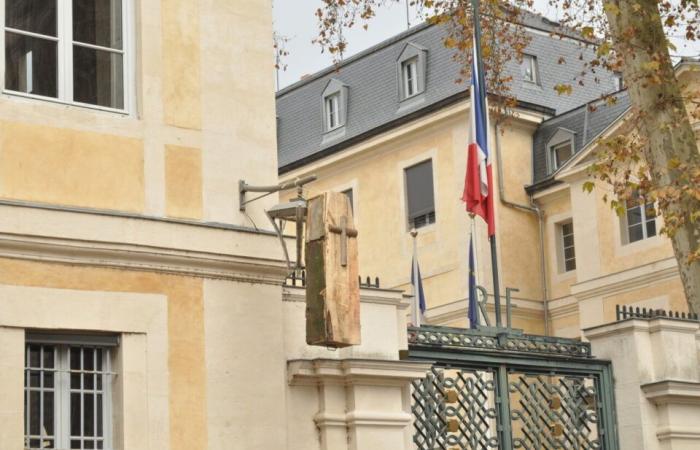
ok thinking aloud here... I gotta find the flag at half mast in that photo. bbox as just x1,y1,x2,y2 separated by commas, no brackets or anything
462,39,495,236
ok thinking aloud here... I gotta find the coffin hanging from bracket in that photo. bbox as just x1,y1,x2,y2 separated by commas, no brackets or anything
305,191,361,348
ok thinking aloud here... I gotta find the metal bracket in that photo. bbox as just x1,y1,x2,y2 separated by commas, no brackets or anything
239,175,317,212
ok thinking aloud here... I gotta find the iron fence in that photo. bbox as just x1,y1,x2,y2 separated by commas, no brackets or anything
285,271,381,289
615,304,698,322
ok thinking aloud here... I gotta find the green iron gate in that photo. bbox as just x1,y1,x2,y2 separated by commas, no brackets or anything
407,326,618,450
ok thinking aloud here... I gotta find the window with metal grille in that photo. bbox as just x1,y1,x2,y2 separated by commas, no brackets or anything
405,160,436,230
24,335,116,450
624,194,657,244
560,221,576,272
402,58,418,98
4,0,129,111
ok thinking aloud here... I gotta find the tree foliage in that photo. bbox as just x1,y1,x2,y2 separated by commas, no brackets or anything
312,0,700,308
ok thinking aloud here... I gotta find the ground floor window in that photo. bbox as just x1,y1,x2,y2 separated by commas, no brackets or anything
24,335,116,450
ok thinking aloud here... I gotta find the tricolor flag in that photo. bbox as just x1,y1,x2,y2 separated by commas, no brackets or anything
411,256,427,326
462,40,495,236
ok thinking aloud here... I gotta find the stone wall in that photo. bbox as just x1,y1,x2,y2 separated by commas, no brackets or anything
585,318,700,450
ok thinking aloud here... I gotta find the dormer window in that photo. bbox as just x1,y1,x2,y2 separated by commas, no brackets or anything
397,42,427,101
321,79,348,133
521,54,539,84
325,93,340,130
402,58,419,98
551,140,573,170
545,128,575,173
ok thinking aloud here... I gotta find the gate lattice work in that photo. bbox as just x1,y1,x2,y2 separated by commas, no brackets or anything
408,326,618,450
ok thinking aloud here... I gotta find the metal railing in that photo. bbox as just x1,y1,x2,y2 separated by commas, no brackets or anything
285,271,381,289
615,304,699,321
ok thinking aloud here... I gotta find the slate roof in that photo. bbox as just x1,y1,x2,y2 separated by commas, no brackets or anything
276,12,619,173
529,90,630,189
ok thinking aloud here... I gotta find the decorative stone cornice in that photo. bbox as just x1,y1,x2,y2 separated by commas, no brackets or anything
584,318,700,340
283,286,408,308
0,233,289,285
642,380,700,406
287,358,432,387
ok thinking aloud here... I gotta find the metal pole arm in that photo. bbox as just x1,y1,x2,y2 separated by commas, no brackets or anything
239,175,317,211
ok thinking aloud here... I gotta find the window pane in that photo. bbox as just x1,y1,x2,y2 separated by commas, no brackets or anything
28,345,40,368
405,160,435,223
626,206,642,226
565,259,577,272
84,349,94,372
44,371,54,388
73,46,124,109
85,373,94,390
96,394,103,436
564,247,575,260
70,393,81,436
5,0,57,36
71,440,81,449
563,234,574,248
71,373,81,390
646,218,657,237
70,348,81,370
96,349,103,371
628,223,644,243
4,32,58,97
29,391,40,435
554,143,573,167
43,347,54,369
73,0,123,49
85,440,95,449
43,391,54,435
29,370,40,387
84,395,94,436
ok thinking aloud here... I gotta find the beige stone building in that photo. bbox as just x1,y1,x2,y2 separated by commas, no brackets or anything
276,18,695,338
0,1,429,450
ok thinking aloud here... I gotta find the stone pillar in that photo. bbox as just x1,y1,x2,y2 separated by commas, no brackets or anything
585,318,700,450
288,359,431,450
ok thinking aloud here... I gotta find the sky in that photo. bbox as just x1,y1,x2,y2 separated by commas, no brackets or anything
272,0,700,90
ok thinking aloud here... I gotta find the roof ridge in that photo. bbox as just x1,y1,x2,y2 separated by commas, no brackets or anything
539,88,628,125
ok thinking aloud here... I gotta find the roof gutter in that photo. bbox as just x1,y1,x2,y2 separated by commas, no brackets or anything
493,121,550,335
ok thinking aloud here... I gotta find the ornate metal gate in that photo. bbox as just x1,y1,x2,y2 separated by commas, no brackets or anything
408,326,618,450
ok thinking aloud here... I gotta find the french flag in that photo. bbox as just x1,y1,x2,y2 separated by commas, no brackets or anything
462,40,495,236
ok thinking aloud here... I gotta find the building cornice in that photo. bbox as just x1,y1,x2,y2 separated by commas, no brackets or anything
571,257,679,301
283,286,409,309
0,232,289,285
287,358,432,387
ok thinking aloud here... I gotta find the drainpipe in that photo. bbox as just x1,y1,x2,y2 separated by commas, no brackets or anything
493,122,550,336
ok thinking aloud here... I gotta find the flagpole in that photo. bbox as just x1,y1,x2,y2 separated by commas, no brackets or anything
471,0,502,327
411,228,420,327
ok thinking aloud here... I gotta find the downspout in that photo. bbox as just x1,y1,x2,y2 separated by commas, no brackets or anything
493,121,550,336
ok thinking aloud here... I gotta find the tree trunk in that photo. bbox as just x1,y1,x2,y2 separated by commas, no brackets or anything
605,0,700,312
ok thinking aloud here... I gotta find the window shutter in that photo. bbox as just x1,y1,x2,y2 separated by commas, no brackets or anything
405,160,435,220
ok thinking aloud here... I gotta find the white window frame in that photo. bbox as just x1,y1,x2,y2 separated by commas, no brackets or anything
622,199,657,244
559,221,576,273
1,0,135,114
324,93,340,131
402,58,418,98
521,54,539,84
24,342,115,450
550,140,573,171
